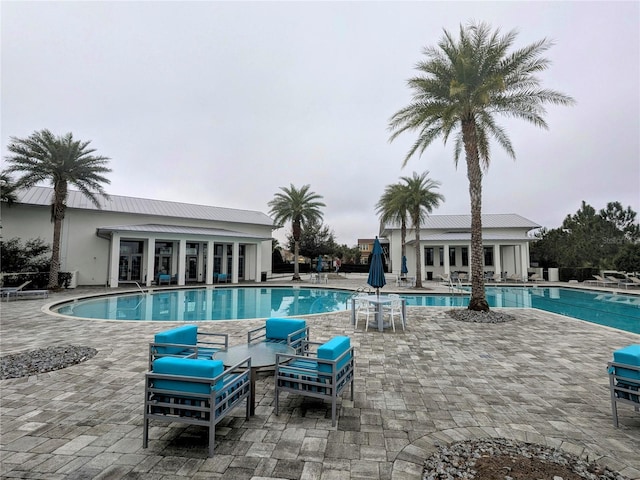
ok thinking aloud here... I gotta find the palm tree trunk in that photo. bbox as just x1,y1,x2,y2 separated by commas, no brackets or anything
462,120,489,311
292,240,301,281
48,183,67,289
414,221,423,288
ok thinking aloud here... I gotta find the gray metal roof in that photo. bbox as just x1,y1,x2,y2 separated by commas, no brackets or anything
383,213,540,231
14,186,275,227
96,224,271,240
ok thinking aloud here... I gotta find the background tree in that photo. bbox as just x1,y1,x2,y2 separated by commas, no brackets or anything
530,201,639,270
268,184,325,281
0,171,18,205
289,218,338,261
389,22,574,310
614,244,640,273
0,237,51,273
400,171,444,288
376,182,410,266
4,129,111,288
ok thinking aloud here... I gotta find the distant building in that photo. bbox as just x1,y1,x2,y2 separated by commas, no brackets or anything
1,186,274,287
380,213,540,281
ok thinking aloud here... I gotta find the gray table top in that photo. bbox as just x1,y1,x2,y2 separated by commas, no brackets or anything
213,342,295,368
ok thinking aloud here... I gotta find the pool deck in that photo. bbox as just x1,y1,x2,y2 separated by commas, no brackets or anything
1,275,639,479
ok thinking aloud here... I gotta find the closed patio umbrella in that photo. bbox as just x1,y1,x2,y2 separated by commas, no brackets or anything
367,237,386,296
401,255,408,277
316,256,323,273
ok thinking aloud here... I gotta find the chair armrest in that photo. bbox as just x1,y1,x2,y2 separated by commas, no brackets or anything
247,325,267,344
287,326,310,354
197,332,229,349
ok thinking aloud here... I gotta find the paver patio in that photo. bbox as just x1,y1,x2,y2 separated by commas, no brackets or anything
1,278,639,479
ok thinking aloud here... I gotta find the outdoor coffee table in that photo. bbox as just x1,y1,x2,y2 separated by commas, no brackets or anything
213,342,295,415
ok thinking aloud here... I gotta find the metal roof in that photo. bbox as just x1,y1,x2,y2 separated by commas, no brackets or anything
96,224,271,240
383,213,540,231
14,186,275,227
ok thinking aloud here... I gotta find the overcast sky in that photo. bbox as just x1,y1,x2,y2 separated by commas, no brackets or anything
2,1,638,246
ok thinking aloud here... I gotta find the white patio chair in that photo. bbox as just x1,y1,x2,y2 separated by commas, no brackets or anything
355,294,376,331
382,293,404,332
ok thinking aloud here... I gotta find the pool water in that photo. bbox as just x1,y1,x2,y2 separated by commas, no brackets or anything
53,286,640,333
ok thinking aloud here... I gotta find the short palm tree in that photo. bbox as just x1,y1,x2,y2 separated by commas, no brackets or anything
4,129,111,288
376,182,410,272
400,171,444,288
389,22,574,310
268,184,325,281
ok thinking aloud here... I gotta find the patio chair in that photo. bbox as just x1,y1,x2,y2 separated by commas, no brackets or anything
143,356,251,457
247,318,309,354
607,344,640,427
382,293,404,331
148,324,229,369
274,335,354,426
354,294,376,330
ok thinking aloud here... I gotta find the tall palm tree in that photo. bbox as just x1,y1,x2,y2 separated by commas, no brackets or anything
400,171,444,289
268,184,325,281
4,129,111,289
389,22,574,310
376,182,410,271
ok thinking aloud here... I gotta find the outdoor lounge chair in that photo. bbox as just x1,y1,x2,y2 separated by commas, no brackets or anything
528,273,544,282
247,318,309,355
143,356,251,457
1,280,32,301
274,335,354,426
148,325,229,369
607,344,640,427
593,275,618,287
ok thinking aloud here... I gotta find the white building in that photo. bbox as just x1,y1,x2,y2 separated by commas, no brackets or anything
1,186,274,288
380,213,541,281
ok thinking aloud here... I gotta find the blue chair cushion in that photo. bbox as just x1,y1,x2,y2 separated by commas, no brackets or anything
154,325,198,354
612,344,640,382
266,318,306,341
152,357,224,393
317,336,351,374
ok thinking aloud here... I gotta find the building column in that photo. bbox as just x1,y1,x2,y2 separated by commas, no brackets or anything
520,242,530,281
232,242,240,283
206,240,214,284
109,233,121,288
255,242,262,282
443,244,450,275
146,237,156,287
493,243,502,278
177,239,186,286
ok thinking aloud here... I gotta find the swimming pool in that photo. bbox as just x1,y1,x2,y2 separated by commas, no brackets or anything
52,286,640,333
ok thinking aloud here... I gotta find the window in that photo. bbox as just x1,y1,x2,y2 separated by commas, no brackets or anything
439,247,444,266
449,247,456,266
462,247,469,267
425,247,434,266
484,247,494,266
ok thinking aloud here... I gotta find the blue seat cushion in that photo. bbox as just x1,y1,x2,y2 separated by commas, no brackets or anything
153,357,224,393
317,336,351,374
266,318,306,341
613,344,640,382
154,325,198,354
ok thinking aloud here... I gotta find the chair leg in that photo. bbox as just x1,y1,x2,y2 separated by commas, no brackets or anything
209,424,215,457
